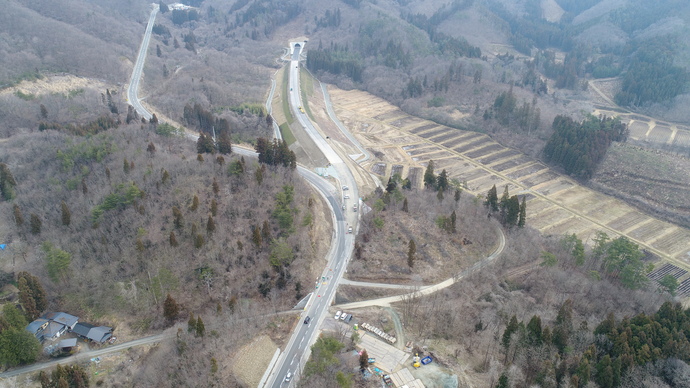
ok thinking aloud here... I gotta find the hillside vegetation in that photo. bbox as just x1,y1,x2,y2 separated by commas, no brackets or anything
0,124,328,333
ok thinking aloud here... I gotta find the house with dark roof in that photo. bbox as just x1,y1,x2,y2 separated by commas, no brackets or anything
26,318,50,341
41,312,79,331
26,312,79,342
43,321,68,340
58,338,78,350
72,322,113,343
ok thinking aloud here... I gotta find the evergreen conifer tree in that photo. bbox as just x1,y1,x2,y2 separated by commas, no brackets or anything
60,201,71,226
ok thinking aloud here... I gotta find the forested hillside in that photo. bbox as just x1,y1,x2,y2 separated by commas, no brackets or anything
543,115,627,179
0,123,328,331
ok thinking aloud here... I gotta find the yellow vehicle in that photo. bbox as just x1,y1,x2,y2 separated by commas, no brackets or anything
299,106,305,113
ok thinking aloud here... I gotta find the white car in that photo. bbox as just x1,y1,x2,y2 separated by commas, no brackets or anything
340,312,347,320
348,226,353,234
344,194,350,199
342,186,348,190
285,371,292,382
334,311,342,320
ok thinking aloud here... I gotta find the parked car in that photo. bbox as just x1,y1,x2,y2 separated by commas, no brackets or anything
304,316,311,324
344,194,350,199
334,311,342,320
342,185,348,190
345,314,353,323
285,371,292,382
348,226,353,234
340,312,347,320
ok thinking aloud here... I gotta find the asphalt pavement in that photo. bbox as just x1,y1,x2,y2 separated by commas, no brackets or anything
126,6,158,120
264,44,360,388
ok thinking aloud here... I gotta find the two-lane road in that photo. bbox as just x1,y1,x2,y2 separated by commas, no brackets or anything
126,6,158,120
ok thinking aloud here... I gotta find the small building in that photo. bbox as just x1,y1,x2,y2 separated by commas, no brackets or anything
73,323,113,343
58,338,78,351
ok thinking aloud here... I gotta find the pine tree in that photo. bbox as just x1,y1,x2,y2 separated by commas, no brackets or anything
407,239,416,268
18,275,43,320
253,226,263,249
502,315,519,349
60,201,71,226
386,177,397,193
197,153,204,163
206,216,216,234
163,294,179,324
526,315,543,346
187,313,196,332
359,349,369,369
496,374,508,388
454,188,462,202
423,160,436,189
169,231,178,247
210,199,218,216
172,206,183,229
212,178,219,195
147,142,156,155
217,132,232,155
255,165,264,185
450,210,457,233
402,197,409,213
191,195,199,211
262,220,271,240
506,195,520,226
486,185,498,211
499,185,510,212
156,44,162,57
0,163,17,201
174,37,180,49
518,196,526,227
135,238,145,252
13,204,24,227
81,178,88,195
162,170,170,184
18,272,47,314
196,316,205,337
197,133,215,154
123,158,130,174
194,234,205,248
105,167,111,180
436,169,449,192
437,189,444,202
30,213,42,235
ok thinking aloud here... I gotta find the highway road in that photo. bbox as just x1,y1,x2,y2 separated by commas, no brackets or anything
262,44,361,388
126,6,158,120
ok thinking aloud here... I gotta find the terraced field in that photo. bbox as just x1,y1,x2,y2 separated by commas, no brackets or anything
592,108,690,152
328,86,690,296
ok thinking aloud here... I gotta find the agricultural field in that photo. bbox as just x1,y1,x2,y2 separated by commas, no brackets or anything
323,85,690,297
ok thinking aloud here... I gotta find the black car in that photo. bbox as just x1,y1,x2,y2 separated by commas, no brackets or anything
304,316,311,324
